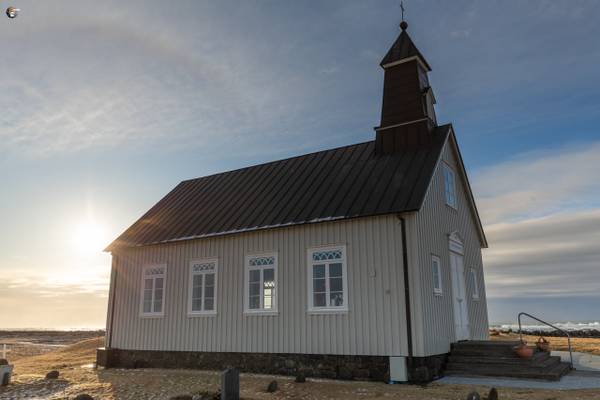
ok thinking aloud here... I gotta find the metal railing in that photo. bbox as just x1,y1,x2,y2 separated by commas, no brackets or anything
518,312,574,369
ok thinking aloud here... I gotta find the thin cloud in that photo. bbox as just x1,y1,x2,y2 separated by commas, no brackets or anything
0,6,323,158
475,142,600,300
474,142,600,225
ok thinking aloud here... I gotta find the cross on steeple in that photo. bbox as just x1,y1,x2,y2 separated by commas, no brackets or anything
399,1,408,30
400,1,405,21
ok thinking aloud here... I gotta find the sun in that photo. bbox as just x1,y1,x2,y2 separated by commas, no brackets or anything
70,219,108,256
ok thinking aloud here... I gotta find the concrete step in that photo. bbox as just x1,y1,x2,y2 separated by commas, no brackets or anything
450,343,543,358
452,340,522,348
447,352,554,366
445,362,571,381
444,341,572,381
447,355,562,371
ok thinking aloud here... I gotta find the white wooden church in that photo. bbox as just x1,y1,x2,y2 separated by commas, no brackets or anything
98,18,490,382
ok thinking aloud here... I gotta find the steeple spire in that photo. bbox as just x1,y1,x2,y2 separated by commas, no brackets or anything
375,13,437,154
379,21,431,70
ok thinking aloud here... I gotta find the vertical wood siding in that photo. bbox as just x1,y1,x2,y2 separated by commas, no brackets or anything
410,136,489,357
108,215,409,356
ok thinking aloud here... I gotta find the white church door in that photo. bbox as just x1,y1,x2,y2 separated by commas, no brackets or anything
450,252,470,341
449,232,470,341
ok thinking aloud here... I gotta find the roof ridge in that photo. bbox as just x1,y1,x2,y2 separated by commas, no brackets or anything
180,139,374,184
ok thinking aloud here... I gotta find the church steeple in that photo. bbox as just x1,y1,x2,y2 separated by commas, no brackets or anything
375,19,438,154
380,21,431,71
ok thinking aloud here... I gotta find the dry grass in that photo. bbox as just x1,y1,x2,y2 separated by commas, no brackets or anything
0,330,104,362
1,336,599,399
491,332,600,356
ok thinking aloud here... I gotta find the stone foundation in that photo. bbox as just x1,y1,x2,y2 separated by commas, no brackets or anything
407,354,448,382
97,348,390,382
97,348,447,383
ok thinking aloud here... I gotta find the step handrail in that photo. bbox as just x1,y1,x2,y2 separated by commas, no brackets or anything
518,312,573,369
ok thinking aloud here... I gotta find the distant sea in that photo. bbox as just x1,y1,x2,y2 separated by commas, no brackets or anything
490,321,600,332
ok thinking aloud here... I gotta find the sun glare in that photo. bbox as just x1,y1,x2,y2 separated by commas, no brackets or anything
71,220,108,256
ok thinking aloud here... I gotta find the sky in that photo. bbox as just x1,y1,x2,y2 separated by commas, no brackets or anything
0,0,599,329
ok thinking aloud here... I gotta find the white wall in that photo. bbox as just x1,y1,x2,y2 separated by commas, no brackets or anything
408,133,489,357
108,215,409,356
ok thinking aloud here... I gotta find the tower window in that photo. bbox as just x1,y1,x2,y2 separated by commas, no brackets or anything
444,164,457,208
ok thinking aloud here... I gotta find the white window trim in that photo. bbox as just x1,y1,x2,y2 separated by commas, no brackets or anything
432,255,443,296
244,252,279,315
188,258,218,317
443,163,457,209
139,263,167,318
307,244,349,314
470,268,480,300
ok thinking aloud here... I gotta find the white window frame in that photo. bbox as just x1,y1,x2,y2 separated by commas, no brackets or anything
443,163,457,208
244,252,278,315
432,255,443,295
470,268,480,300
140,264,167,318
307,245,349,314
188,258,218,316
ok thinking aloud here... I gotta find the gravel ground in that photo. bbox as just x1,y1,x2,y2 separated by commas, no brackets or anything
3,335,600,399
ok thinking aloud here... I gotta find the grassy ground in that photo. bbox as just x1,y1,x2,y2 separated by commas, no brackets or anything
2,336,600,399
491,332,600,356
0,330,104,361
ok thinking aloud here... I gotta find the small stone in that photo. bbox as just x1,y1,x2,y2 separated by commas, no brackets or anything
45,370,60,380
0,359,8,366
266,380,278,393
295,372,306,383
466,391,480,400
487,388,498,400
74,395,94,400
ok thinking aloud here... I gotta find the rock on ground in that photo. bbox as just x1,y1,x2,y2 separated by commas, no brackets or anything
45,370,60,379
266,380,278,393
466,391,480,400
74,395,94,400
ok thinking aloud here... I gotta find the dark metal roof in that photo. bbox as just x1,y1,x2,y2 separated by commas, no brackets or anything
107,125,451,250
380,30,431,71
